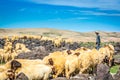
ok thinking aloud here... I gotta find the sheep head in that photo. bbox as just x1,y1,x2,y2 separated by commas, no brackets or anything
67,50,72,55
11,60,21,71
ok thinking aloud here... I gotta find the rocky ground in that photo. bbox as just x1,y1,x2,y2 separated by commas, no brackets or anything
0,37,120,80
13,39,120,80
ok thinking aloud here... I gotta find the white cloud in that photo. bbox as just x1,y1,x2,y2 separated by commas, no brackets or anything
64,10,120,16
72,17,89,20
16,0,120,16
23,0,120,11
79,11,120,16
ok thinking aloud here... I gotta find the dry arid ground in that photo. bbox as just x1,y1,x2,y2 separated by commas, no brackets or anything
0,28,120,80
0,28,120,42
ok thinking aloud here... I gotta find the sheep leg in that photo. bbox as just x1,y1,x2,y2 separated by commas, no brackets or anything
109,56,113,67
0,56,3,64
67,67,76,79
4,56,7,63
92,65,97,76
79,67,87,74
79,63,88,74
65,64,69,79
43,72,50,80
54,69,63,78
66,69,70,79
1,57,3,64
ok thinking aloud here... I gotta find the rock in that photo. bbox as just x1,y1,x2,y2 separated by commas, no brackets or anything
15,46,49,59
114,58,120,65
50,77,67,80
114,42,120,55
70,74,89,80
0,38,5,49
50,74,96,80
15,72,29,80
113,69,120,80
70,74,96,80
32,46,46,53
96,63,114,80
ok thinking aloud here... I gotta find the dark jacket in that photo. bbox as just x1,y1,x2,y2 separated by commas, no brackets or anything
96,35,101,45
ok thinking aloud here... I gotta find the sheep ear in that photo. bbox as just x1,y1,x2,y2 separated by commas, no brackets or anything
83,47,87,50
82,47,88,51
67,50,72,55
11,60,21,70
74,52,80,56
48,58,54,65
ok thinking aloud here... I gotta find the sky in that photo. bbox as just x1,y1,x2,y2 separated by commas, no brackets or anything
0,0,120,32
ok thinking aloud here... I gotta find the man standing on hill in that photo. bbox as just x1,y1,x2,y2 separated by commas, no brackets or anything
95,31,101,50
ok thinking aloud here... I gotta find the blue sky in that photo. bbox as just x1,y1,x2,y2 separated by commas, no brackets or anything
0,0,120,32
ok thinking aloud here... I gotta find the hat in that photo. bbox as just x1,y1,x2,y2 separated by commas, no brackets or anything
95,31,99,34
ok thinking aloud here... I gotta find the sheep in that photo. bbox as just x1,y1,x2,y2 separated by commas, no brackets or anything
11,35,19,41
65,52,80,79
88,49,101,74
3,36,9,42
41,36,49,41
78,49,100,75
79,49,110,74
9,50,18,61
3,52,10,63
0,69,14,80
75,47,91,54
99,44,114,66
43,55,66,78
49,50,74,57
0,59,52,80
15,43,26,50
4,42,12,53
43,49,77,78
31,35,42,40
0,70,9,80
0,59,44,72
65,39,73,44
15,43,31,53
0,49,4,63
52,37,64,48
63,49,75,56
54,39,61,47
45,50,73,63
15,63,52,80
49,51,63,57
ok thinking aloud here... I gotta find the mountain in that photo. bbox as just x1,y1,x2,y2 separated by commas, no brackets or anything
0,28,120,42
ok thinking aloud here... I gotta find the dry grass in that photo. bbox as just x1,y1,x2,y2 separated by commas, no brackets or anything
0,28,120,42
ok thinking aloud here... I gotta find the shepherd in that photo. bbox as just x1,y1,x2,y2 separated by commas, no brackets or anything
95,31,101,50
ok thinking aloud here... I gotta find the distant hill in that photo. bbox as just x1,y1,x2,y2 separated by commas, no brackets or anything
0,28,120,42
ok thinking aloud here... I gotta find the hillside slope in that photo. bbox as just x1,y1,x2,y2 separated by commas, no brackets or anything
0,28,120,42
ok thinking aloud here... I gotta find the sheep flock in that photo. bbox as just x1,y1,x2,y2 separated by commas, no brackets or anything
0,35,117,80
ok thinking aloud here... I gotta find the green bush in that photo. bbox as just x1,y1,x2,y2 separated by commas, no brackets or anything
78,42,116,49
110,65,120,73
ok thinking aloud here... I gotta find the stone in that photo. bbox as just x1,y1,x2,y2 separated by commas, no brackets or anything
14,72,29,80
96,63,114,80
113,69,120,80
114,58,120,65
